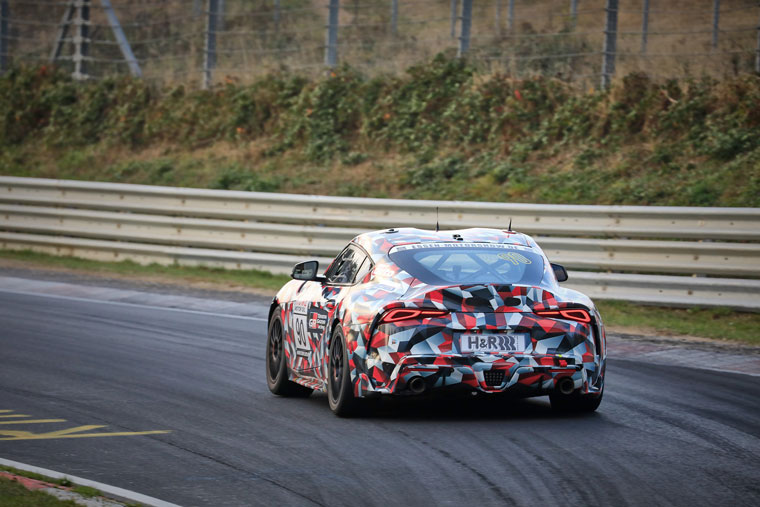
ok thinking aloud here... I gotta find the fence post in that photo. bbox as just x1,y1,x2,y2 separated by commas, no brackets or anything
325,0,339,68
274,0,281,35
508,0,515,31
458,0,472,57
496,0,502,35
73,0,90,80
756,6,760,73
100,0,142,77
51,2,76,62
0,1,8,74
203,0,218,89
600,0,618,89
450,0,458,38
391,0,398,36
570,0,578,27
217,0,225,31
712,0,720,49
641,0,649,53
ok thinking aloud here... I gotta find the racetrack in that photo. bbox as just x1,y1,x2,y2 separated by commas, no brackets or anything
1,282,759,506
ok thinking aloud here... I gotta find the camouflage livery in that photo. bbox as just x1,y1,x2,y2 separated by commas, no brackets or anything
268,227,606,411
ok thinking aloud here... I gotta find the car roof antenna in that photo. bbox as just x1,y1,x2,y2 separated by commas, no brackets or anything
508,218,513,232
435,207,440,232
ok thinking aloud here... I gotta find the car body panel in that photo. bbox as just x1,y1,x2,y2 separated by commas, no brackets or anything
271,228,606,401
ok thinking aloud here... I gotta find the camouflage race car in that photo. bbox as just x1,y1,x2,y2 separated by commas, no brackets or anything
266,227,606,416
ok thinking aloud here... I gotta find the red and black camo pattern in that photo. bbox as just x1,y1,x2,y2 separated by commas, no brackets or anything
272,228,606,399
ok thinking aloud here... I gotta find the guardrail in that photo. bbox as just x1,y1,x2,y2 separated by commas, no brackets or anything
1,177,758,310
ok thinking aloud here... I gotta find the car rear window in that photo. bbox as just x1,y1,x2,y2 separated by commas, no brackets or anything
389,242,545,286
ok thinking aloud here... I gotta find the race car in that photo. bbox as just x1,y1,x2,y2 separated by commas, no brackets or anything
266,227,605,416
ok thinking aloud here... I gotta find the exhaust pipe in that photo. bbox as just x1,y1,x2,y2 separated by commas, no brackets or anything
407,376,426,395
557,377,575,395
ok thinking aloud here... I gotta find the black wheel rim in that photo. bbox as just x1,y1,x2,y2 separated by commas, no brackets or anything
268,319,283,381
330,337,344,401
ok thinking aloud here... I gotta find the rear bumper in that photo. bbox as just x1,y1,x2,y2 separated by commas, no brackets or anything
357,353,603,397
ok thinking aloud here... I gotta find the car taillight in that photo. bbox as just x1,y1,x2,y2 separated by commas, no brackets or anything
381,308,449,323
534,309,591,323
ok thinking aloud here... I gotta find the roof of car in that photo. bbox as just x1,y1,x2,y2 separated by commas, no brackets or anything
354,227,538,258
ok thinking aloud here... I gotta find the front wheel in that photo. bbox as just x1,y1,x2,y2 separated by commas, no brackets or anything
266,311,312,397
327,327,360,417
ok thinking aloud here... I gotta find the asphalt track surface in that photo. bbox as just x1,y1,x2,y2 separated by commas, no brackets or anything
1,288,759,506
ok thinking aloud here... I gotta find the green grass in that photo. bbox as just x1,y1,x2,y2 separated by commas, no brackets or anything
0,466,72,489
0,477,79,507
2,248,758,345
70,486,100,498
596,300,760,346
0,465,98,507
0,249,290,292
1,62,758,207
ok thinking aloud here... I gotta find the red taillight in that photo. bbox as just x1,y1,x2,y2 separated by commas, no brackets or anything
381,308,449,323
535,309,591,323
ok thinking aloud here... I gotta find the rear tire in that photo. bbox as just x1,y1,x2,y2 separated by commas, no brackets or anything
550,383,603,413
266,311,312,397
327,327,360,417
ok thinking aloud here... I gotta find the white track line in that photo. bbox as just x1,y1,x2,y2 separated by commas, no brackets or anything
0,457,181,507
0,288,267,322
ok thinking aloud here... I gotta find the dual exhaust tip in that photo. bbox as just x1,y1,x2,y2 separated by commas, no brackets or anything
557,377,576,395
408,375,575,395
407,376,426,394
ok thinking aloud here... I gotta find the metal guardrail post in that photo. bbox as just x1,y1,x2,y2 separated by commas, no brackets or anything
99,0,142,77
324,0,339,68
391,0,398,36
450,0,458,38
203,0,218,89
712,0,721,49
600,0,618,89
641,0,649,54
0,1,8,74
458,0,472,57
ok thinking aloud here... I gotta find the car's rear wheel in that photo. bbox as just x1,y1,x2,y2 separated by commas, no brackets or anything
550,382,603,413
327,327,360,417
266,311,312,397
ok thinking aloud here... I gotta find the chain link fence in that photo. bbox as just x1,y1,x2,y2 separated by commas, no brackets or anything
1,0,758,88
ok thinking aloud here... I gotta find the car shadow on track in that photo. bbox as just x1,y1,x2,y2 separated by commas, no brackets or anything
301,392,601,422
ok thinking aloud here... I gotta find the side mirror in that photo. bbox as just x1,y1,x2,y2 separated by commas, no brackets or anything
551,263,568,282
291,260,321,281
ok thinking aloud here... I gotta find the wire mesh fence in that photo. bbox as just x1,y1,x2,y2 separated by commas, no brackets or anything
1,0,758,88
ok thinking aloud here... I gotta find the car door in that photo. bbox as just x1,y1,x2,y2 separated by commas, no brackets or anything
287,245,370,376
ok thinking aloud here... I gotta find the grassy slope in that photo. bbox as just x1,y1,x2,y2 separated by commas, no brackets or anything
0,478,78,507
0,465,104,507
2,249,758,345
1,60,759,207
